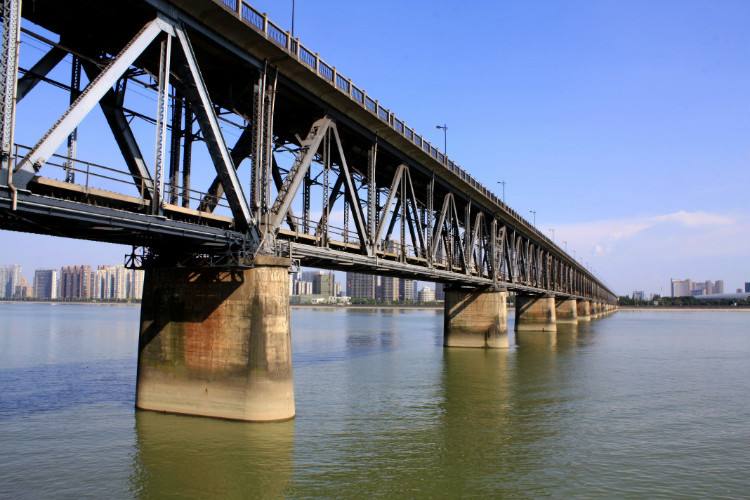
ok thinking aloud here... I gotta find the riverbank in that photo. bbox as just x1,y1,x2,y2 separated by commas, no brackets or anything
619,306,750,312
291,303,443,310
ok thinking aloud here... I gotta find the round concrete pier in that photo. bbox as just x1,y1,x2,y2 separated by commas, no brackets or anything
444,288,509,348
136,256,295,422
515,294,557,332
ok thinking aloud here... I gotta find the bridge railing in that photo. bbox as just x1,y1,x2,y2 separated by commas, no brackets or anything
12,144,232,214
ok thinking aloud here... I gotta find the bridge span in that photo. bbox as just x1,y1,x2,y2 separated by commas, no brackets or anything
0,0,617,421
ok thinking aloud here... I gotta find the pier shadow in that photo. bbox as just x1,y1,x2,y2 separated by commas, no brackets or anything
130,411,294,499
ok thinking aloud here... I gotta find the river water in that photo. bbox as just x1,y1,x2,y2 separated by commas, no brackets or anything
1,303,749,498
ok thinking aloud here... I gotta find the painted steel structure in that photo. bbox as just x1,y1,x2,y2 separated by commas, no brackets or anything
0,0,616,303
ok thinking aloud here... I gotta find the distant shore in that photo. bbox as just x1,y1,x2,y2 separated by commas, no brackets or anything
619,306,750,312
0,299,139,306
291,303,443,310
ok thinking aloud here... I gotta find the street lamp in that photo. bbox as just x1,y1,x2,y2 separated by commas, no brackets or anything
291,0,296,37
563,240,567,251
436,124,447,156
529,209,536,226
548,228,555,242
497,180,506,202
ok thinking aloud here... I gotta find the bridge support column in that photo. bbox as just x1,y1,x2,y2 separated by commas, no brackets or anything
555,298,578,324
515,294,556,332
135,256,294,422
444,288,508,348
577,300,591,321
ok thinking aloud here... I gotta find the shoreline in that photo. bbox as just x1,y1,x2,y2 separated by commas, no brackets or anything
619,306,750,312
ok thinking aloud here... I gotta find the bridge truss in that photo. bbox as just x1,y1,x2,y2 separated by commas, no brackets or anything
0,0,616,302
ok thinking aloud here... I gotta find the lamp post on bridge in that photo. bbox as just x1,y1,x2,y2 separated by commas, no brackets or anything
529,209,536,227
436,124,447,156
548,228,555,242
291,0,296,37
497,180,506,202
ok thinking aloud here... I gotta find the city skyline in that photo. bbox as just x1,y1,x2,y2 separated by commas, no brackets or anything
0,262,144,301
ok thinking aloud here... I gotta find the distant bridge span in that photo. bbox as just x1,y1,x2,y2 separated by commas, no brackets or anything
0,0,617,422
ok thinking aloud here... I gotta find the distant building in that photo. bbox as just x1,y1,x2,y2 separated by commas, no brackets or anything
90,265,142,300
399,279,417,303
745,282,750,293
418,287,435,303
293,280,313,296
672,278,724,297
346,272,377,300
379,276,399,303
434,282,445,301
671,279,691,297
14,276,31,298
33,269,58,300
302,270,336,297
59,265,93,300
632,291,645,301
0,265,22,299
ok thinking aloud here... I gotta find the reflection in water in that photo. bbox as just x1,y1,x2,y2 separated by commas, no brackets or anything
439,349,519,495
131,411,293,499
6,305,750,498
516,329,558,349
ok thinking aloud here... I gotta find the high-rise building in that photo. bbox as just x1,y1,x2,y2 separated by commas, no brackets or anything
378,276,399,303
302,270,336,297
671,279,692,298
434,282,445,301
346,272,377,300
131,269,145,300
293,280,313,296
745,282,750,293
0,265,22,299
713,280,724,295
60,265,92,300
399,279,417,303
418,287,435,303
33,269,58,300
632,291,645,301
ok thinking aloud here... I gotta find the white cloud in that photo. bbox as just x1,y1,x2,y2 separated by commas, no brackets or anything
554,210,750,294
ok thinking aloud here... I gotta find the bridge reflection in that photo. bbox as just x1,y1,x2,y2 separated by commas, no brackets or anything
131,411,294,498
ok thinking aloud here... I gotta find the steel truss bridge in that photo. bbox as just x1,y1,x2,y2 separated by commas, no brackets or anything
0,0,615,303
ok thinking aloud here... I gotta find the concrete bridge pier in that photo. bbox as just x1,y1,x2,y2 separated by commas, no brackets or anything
577,300,591,322
444,288,509,348
555,298,578,324
591,302,601,319
515,294,557,332
135,256,295,422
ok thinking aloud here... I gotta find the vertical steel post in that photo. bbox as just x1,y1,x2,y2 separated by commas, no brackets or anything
426,174,434,265
366,141,377,254
302,168,310,233
322,128,330,246
168,91,183,205
251,71,265,219
262,69,277,231
0,0,22,188
153,35,171,214
181,103,192,208
65,56,81,183
400,168,406,261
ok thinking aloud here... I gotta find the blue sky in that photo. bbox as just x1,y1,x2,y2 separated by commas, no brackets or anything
3,0,750,295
